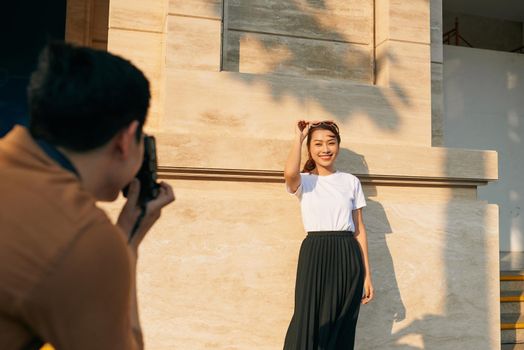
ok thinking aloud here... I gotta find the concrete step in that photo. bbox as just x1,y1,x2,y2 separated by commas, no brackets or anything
501,272,524,292
502,343,524,350
502,280,524,292
502,301,523,314
500,269,524,346
501,271,524,280
502,291,524,303
501,328,524,344
502,271,524,293
501,291,524,314
502,314,524,330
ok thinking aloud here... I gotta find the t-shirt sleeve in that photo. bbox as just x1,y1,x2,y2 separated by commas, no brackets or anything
286,173,303,197
21,221,143,350
353,177,366,210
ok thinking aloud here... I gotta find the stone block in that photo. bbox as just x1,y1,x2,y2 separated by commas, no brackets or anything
227,0,373,44
108,28,165,128
154,130,498,182
223,30,373,83
376,40,431,98
163,69,432,147
166,15,222,71
109,0,167,32
375,0,430,45
169,0,222,19
357,201,500,350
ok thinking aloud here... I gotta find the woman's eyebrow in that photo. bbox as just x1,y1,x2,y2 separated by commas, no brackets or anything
313,136,336,142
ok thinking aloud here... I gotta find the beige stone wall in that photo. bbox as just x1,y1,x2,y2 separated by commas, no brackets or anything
101,171,500,349
223,0,374,83
71,0,500,348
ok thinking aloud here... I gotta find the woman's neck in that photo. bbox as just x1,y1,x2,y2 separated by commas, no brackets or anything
312,166,336,176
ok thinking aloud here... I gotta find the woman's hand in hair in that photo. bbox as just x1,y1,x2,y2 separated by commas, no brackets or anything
296,120,310,143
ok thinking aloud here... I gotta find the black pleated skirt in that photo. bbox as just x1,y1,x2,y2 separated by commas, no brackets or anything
284,231,364,350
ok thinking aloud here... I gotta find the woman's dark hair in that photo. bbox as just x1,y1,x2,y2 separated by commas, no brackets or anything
302,122,341,173
28,42,150,152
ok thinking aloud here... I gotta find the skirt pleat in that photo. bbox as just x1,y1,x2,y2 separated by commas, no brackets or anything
284,231,364,350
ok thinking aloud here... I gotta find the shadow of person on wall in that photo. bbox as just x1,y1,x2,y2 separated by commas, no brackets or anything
335,148,409,349
384,314,449,350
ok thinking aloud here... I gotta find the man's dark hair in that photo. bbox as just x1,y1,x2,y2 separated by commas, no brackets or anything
28,42,150,152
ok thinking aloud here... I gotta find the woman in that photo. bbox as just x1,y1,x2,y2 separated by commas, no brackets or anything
283,120,374,350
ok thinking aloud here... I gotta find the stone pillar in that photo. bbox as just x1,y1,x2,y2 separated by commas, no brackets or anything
106,0,169,130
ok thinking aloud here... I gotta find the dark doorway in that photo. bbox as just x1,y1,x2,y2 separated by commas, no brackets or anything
0,1,67,136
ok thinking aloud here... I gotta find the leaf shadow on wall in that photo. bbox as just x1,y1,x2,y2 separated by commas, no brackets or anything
221,0,410,131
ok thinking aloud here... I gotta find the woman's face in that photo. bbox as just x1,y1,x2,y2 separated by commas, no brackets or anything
309,128,339,170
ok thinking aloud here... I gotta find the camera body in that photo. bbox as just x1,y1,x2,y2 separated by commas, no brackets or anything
122,134,160,206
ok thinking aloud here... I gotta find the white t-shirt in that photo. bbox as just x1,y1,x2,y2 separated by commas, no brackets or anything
287,171,366,232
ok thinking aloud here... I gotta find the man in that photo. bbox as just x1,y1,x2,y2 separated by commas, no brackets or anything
0,42,175,349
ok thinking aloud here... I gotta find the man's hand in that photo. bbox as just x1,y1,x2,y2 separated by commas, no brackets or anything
117,179,175,251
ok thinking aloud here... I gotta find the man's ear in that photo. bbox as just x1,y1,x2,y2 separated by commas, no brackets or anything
114,120,140,159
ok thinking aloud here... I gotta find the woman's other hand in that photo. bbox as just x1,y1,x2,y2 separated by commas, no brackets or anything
296,120,310,143
362,276,374,304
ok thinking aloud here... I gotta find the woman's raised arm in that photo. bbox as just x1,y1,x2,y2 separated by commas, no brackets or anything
284,120,309,193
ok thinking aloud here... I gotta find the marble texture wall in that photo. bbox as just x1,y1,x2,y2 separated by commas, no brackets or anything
70,0,501,348
99,176,499,349
223,0,374,82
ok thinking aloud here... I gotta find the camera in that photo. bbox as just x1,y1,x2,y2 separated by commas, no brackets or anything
122,134,160,206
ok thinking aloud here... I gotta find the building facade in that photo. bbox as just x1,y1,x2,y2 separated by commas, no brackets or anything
66,0,500,348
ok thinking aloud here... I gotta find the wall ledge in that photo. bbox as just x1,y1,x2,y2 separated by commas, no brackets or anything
153,132,498,183
158,166,489,187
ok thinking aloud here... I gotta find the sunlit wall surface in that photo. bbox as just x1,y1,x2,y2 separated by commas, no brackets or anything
444,45,524,252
